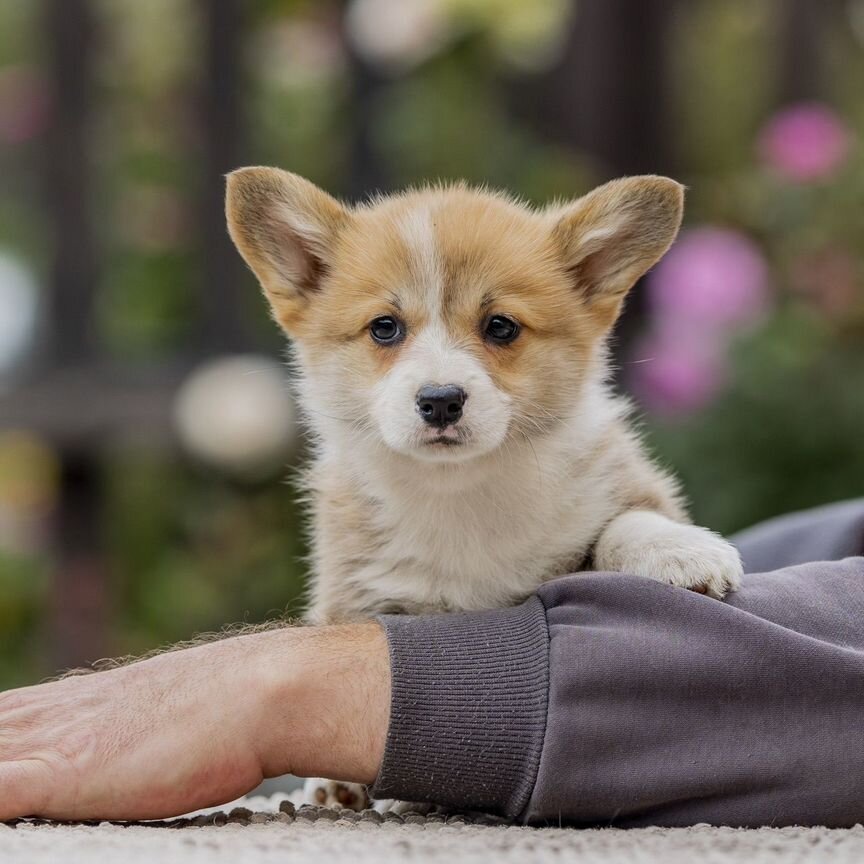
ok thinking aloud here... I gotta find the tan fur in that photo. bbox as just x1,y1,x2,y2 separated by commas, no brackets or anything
226,168,742,625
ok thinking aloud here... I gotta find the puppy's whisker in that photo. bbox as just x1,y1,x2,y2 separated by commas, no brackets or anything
303,407,357,423
519,430,544,493
516,397,564,422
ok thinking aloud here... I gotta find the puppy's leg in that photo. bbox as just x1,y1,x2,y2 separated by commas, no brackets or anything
594,509,742,599
300,779,436,815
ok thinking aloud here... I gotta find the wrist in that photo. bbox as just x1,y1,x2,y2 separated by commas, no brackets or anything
250,622,390,785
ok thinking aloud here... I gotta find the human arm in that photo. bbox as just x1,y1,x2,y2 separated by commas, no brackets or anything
0,623,389,821
372,556,864,827
3,502,864,825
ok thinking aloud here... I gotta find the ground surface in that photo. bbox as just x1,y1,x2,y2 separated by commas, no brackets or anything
3,796,863,863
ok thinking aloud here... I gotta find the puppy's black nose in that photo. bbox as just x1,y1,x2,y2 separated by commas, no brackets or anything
416,385,466,427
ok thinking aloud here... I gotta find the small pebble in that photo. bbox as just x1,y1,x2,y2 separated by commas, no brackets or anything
360,809,383,824
296,806,319,822
317,808,340,822
404,814,426,825
167,818,191,829
229,807,252,820
382,812,404,824
446,815,468,825
249,813,273,824
278,800,296,817
473,815,503,826
274,812,294,824
189,811,227,827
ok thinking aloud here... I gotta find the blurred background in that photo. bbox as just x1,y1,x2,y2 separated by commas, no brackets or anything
0,0,863,687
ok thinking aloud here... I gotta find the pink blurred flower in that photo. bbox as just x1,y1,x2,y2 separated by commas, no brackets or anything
0,66,49,145
628,332,727,417
648,227,770,334
790,248,859,316
758,103,852,182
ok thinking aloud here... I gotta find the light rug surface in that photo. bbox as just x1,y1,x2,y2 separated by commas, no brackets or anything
3,796,863,864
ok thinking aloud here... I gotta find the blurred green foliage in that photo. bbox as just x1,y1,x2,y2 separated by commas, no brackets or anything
649,321,864,534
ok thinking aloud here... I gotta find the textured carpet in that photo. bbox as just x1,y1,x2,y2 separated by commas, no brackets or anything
3,796,863,863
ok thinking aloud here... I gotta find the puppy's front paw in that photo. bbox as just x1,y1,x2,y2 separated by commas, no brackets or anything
595,511,743,599
301,777,369,811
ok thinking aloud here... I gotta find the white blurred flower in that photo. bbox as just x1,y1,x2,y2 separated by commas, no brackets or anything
849,0,864,46
174,355,297,481
445,0,573,71
252,17,346,89
95,0,197,92
0,252,39,377
346,0,452,72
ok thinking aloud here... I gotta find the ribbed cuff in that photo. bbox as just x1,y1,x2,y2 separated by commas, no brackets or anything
370,596,549,819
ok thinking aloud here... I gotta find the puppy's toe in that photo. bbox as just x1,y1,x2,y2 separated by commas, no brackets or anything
646,528,743,599
302,777,369,811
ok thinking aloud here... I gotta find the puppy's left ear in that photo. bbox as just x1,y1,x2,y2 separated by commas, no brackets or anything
550,176,684,326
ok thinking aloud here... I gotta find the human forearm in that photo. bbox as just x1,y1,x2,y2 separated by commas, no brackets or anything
0,622,390,820
254,622,390,784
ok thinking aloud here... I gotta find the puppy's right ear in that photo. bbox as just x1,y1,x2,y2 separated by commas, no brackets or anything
226,167,349,333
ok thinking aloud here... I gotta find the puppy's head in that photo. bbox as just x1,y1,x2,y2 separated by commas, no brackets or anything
226,170,683,464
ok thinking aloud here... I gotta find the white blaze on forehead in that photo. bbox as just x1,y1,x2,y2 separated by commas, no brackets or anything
396,202,492,386
398,204,455,375
399,205,443,306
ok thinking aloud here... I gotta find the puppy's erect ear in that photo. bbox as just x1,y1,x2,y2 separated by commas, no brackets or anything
225,167,349,333
549,176,684,326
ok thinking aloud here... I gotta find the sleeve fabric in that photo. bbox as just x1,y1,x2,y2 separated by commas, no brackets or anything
372,501,864,827
370,596,549,816
732,498,864,572
525,559,864,827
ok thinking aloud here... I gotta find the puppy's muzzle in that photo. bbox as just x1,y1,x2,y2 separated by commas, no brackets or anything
416,384,466,428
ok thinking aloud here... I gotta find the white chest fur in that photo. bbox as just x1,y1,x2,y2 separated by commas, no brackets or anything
308,396,627,618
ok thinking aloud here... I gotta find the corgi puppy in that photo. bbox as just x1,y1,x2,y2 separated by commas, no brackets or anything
225,168,743,807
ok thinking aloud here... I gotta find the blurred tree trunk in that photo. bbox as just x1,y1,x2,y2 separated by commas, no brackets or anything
43,0,98,367
777,0,843,103
343,24,390,199
196,0,250,354
41,0,109,670
512,0,678,364
519,0,678,179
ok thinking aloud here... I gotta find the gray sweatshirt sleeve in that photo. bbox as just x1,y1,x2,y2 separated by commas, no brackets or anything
371,502,864,827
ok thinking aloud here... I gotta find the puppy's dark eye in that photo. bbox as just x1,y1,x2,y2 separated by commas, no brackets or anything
484,314,520,344
369,316,403,345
